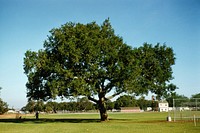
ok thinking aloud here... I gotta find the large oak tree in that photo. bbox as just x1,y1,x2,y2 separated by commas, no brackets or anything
24,19,177,121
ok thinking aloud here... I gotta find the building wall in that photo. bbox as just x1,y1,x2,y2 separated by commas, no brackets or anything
158,102,169,112
120,107,140,113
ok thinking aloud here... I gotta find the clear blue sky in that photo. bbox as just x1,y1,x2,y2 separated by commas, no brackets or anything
0,0,199,109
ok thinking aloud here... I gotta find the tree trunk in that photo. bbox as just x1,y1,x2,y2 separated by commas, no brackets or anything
99,100,108,121
35,111,39,119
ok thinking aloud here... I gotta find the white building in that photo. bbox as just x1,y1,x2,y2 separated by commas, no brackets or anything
158,101,169,112
147,107,152,111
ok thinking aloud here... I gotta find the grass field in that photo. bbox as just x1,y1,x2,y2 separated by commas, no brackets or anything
0,112,199,133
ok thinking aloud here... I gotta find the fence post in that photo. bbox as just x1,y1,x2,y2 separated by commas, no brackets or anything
194,114,196,127
173,99,175,122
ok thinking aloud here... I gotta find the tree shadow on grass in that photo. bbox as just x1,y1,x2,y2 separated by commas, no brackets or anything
109,118,166,123
0,118,167,124
0,118,101,124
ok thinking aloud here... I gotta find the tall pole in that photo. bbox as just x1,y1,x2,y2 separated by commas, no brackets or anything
173,99,175,122
195,98,197,111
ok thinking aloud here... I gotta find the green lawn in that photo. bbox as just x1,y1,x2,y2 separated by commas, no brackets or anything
0,112,199,133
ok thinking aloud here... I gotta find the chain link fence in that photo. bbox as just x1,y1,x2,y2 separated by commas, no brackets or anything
170,98,200,125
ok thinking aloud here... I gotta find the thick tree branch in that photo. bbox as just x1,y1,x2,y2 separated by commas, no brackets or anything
105,90,124,100
88,96,98,103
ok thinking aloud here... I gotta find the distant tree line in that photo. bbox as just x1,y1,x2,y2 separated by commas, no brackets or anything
21,97,96,113
1,85,200,114
166,92,200,108
21,93,200,113
0,98,8,114
0,87,8,114
19,95,157,113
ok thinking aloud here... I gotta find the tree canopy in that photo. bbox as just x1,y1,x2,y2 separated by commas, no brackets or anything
24,19,177,121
